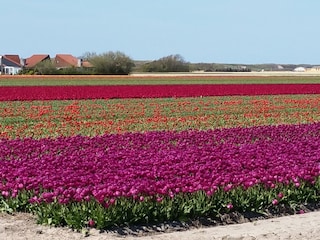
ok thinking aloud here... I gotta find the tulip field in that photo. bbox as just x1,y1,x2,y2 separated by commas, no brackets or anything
1,94,320,139
0,76,320,230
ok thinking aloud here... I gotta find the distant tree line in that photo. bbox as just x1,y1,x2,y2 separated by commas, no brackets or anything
21,51,308,75
189,63,252,73
209,67,251,72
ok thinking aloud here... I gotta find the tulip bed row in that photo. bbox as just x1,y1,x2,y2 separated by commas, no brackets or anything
1,94,319,139
1,75,320,86
0,122,320,229
1,84,320,101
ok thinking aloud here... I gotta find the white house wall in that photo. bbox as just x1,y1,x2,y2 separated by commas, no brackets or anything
4,66,22,75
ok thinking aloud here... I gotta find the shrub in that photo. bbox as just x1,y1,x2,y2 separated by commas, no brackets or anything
142,54,190,72
87,51,135,75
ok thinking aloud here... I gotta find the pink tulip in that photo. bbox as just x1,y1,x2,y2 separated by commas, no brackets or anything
1,191,9,197
272,199,278,205
88,219,95,227
226,203,233,209
277,192,284,199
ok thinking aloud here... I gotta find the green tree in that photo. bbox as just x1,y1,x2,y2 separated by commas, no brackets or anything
87,51,135,75
34,60,58,75
142,54,190,72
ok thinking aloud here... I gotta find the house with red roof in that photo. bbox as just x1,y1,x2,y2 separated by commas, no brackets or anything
54,54,92,68
1,53,93,74
54,54,81,68
25,54,51,68
0,55,23,75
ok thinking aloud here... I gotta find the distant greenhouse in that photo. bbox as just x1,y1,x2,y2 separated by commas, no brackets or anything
293,67,306,72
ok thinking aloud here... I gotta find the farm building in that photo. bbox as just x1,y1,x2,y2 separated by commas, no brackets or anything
54,54,92,69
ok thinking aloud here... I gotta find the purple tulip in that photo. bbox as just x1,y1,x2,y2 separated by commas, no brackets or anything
277,192,284,199
0,123,319,204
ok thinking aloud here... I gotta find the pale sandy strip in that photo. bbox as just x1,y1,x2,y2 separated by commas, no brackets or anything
0,211,320,240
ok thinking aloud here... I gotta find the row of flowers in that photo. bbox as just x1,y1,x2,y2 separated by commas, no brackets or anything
1,122,319,228
1,84,320,101
1,94,319,139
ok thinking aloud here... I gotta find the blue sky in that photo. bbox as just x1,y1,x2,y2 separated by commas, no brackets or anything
3,0,320,64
